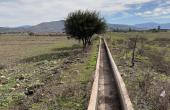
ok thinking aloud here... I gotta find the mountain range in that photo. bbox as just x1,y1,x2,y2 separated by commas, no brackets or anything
0,20,65,33
0,21,170,33
135,22,170,29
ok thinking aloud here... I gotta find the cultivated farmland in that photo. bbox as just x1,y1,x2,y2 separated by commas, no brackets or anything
0,34,99,110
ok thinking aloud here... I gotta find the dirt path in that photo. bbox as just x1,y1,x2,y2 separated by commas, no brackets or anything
98,41,122,110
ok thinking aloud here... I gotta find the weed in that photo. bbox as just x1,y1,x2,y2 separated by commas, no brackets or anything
106,32,170,110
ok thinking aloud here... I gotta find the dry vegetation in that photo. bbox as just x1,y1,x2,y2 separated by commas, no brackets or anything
106,32,170,110
2,31,169,110
0,35,76,66
0,34,99,110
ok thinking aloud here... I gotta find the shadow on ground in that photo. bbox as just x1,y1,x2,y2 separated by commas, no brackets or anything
21,45,82,63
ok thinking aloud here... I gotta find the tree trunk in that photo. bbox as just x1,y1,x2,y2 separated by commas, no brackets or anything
131,37,137,67
82,36,92,50
82,38,86,50
87,36,91,45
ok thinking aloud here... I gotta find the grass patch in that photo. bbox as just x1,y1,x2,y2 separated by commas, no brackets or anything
0,35,83,109
55,38,99,110
105,32,170,110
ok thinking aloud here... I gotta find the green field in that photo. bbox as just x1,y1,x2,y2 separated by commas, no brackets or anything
0,35,99,110
106,32,170,110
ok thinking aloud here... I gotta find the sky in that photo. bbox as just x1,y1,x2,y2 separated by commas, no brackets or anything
0,0,170,27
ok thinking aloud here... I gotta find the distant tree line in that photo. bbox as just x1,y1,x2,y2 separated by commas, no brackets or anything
110,28,139,32
148,26,168,32
28,32,66,36
110,25,169,33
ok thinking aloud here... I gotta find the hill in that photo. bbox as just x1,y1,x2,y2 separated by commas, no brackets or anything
0,21,170,33
135,22,170,29
0,20,65,33
30,20,64,33
107,24,142,31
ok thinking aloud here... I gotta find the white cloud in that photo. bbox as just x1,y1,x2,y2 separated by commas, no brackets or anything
124,0,154,5
0,0,154,26
135,0,170,18
136,6,170,18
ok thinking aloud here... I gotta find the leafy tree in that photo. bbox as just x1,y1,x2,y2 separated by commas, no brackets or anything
65,10,106,48
28,32,34,36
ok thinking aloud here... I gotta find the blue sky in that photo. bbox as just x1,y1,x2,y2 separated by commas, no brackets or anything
0,0,170,27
